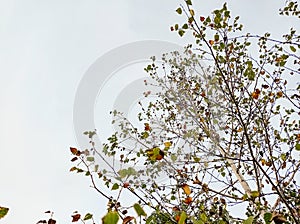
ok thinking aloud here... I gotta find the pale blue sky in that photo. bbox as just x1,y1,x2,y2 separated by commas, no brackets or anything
0,0,298,223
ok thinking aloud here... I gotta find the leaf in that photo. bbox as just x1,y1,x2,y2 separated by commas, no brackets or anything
190,9,195,16
250,191,260,198
123,216,135,224
71,157,78,162
144,123,151,131
264,212,272,224
178,211,187,224
102,211,119,224
272,212,287,224
251,89,260,99
0,207,9,219
243,216,254,224
290,45,296,52
185,0,192,5
111,183,119,190
176,7,182,15
182,23,189,29
295,143,300,151
184,196,193,204
164,141,172,148
83,213,93,221
70,147,78,155
133,203,147,216
178,30,185,37
86,156,94,162
48,218,56,224
118,169,128,178
71,214,81,222
182,184,191,195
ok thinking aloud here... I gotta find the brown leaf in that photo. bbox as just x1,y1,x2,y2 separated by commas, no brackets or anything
123,182,130,188
272,212,287,224
193,176,201,184
71,214,81,222
144,123,151,131
48,218,56,224
36,220,47,224
71,157,78,162
123,216,134,224
70,147,78,155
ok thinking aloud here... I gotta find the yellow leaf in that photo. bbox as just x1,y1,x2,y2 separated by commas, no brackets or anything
189,9,195,16
164,141,172,147
250,190,260,198
182,184,191,195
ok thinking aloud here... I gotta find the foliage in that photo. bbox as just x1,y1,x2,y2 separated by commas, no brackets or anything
0,206,9,219
66,0,300,223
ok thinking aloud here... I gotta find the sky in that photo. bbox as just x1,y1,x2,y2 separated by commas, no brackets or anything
0,0,299,223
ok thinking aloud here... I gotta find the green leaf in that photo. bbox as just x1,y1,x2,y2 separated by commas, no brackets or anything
185,0,192,5
182,23,189,29
133,203,147,216
250,191,260,198
111,183,119,190
176,7,182,15
102,211,119,224
0,207,9,219
290,46,296,52
118,169,128,178
178,30,185,37
141,131,149,139
199,213,207,222
295,143,300,151
83,213,93,221
264,212,272,224
87,156,94,162
191,216,204,224
178,211,187,224
243,216,254,224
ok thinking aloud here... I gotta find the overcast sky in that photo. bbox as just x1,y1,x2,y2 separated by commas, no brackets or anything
0,0,299,223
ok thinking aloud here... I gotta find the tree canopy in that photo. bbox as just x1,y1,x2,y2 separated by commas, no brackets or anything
33,0,300,223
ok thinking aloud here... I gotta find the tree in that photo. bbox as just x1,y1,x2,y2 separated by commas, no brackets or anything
65,1,300,224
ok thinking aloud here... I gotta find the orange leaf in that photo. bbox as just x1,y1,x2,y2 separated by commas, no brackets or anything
276,91,283,98
209,40,214,45
251,89,261,99
182,184,191,195
123,216,134,224
70,147,78,155
72,214,81,222
184,196,193,204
